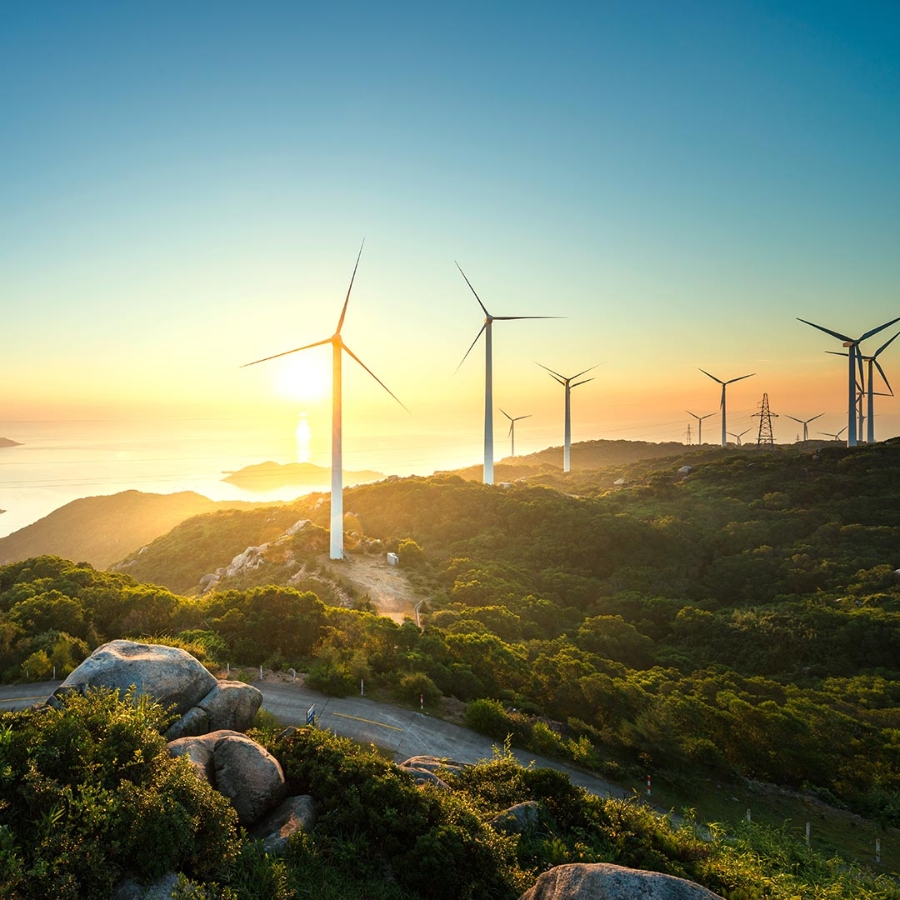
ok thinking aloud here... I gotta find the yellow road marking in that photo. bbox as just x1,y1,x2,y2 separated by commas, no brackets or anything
332,712,404,732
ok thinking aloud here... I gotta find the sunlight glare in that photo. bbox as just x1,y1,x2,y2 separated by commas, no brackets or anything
274,353,330,403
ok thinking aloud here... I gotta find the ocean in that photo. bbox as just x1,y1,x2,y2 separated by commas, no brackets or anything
0,417,481,539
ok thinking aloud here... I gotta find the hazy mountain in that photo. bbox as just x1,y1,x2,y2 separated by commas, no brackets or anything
0,490,277,568
223,460,383,490
0,437,22,448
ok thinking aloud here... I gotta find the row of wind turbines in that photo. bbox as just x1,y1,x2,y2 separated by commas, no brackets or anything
243,247,899,559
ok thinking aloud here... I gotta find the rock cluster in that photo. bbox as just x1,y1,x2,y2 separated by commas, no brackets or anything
52,640,262,739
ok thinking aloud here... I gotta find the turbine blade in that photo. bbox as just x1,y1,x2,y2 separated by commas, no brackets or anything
797,318,853,343
492,315,562,321
499,408,513,422
699,368,724,385
241,337,332,367
508,422,513,438
572,364,601,380
785,415,803,424
570,377,595,389
337,240,365,334
455,262,490,318
535,361,566,381
825,350,848,357
455,324,487,374
859,316,900,343
808,413,824,423
725,373,755,385
875,359,894,396
874,330,900,358
517,414,532,421
342,342,409,412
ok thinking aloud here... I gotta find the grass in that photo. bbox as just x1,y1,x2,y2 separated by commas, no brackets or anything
639,768,899,876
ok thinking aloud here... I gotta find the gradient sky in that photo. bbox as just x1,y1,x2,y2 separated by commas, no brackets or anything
3,1,900,472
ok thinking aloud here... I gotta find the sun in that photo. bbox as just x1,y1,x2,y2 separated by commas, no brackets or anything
273,353,330,403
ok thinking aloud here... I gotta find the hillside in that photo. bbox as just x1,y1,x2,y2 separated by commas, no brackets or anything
0,490,278,568
0,437,22,448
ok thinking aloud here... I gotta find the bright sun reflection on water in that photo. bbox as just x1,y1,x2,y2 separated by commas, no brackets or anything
295,412,312,462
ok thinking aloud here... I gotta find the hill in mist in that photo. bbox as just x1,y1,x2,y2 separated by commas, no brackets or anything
223,460,382,490
0,437,22,448
0,490,278,568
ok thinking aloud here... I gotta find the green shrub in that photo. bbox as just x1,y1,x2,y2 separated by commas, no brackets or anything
0,688,238,898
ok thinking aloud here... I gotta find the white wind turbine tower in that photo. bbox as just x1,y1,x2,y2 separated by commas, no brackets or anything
699,369,755,447
686,410,715,446
500,408,531,458
456,263,557,485
797,316,900,446
243,244,407,560
536,363,599,472
784,414,824,443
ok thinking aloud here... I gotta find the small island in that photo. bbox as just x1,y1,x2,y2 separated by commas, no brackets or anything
223,460,383,491
0,438,22,448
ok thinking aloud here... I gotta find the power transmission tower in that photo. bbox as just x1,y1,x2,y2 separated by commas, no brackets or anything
686,422,692,445
753,393,777,449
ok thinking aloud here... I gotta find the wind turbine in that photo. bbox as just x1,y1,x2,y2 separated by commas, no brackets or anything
500,408,531,457
686,410,715,446
536,363,599,472
819,426,848,442
859,331,899,443
699,370,755,447
784,414,824,443
456,263,557,485
243,244,407,560
797,317,900,447
728,428,751,447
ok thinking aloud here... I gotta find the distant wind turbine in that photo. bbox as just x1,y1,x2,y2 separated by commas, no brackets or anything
243,243,407,560
819,426,848,442
699,369,755,447
859,330,899,443
456,263,558,485
536,363,599,472
797,316,900,446
500,408,531,457
784,413,824,443
686,410,715,446
727,428,751,447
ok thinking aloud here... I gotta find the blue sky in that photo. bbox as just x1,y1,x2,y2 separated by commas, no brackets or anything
2,1,900,464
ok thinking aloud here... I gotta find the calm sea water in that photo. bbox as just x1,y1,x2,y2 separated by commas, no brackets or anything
0,418,479,539
0,419,317,539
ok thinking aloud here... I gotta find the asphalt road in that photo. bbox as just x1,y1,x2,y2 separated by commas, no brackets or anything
0,679,628,801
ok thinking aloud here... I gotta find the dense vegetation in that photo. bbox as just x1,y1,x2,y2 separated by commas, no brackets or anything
1,689,895,899
1,440,899,884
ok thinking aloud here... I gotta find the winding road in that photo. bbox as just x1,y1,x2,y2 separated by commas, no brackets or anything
0,679,629,800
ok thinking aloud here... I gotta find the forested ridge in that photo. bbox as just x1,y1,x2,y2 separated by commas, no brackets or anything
2,441,900,839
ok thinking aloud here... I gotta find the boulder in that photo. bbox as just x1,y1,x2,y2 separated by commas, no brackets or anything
113,872,179,900
53,640,217,717
164,705,210,741
251,794,317,854
397,755,465,790
199,680,262,732
169,730,287,825
489,800,542,834
518,863,725,900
